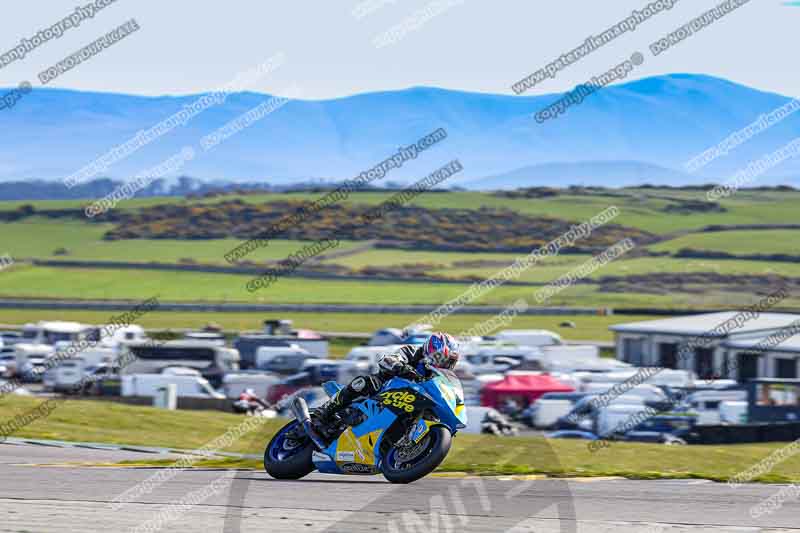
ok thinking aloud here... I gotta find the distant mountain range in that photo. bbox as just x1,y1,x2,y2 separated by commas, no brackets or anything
2,74,799,192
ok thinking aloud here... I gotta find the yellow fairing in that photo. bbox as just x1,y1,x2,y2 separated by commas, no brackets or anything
335,428,384,465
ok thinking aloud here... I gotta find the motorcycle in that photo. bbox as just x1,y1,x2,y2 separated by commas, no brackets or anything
263,366,467,484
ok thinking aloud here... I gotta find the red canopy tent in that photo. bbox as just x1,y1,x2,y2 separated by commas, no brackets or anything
480,374,574,408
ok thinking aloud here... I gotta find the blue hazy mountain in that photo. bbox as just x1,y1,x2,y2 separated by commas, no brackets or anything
2,73,799,189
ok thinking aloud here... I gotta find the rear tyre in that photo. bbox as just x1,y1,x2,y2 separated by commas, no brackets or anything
382,425,452,484
264,421,315,480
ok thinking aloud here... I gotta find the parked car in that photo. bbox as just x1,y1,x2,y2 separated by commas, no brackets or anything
256,345,316,374
345,345,402,374
0,349,16,377
493,329,563,347
234,320,328,369
631,415,695,440
222,372,281,400
463,346,542,375
545,430,600,440
265,372,316,405
368,328,404,346
0,331,22,348
528,399,575,429
183,331,226,345
621,431,687,445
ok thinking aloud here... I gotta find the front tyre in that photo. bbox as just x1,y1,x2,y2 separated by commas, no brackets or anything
264,421,315,480
382,425,452,484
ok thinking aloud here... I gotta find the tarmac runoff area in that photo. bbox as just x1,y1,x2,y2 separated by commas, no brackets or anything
0,441,798,532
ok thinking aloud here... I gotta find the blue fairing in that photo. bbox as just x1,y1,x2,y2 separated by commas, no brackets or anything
310,368,466,474
382,369,467,432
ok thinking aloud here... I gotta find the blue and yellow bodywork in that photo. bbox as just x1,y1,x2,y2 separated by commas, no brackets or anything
312,368,467,475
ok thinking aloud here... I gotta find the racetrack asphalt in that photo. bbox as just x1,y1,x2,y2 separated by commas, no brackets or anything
0,441,798,532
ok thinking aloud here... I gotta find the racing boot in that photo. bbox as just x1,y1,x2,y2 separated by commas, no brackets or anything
314,389,349,426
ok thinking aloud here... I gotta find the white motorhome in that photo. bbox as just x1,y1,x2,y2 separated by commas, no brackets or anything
122,374,225,399
688,389,747,425
14,343,55,371
44,346,117,391
538,345,611,372
345,345,403,374
581,382,667,403
493,329,563,347
92,324,148,348
576,368,694,392
43,327,148,389
20,321,92,346
121,340,239,388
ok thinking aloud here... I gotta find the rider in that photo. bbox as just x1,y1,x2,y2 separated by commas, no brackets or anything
315,332,460,424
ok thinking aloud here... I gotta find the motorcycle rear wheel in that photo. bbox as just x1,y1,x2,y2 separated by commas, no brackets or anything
382,426,452,484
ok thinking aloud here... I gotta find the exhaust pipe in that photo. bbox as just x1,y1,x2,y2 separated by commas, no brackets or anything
291,396,311,424
291,396,326,450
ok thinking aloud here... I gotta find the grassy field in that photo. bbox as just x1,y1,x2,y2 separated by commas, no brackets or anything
2,396,798,483
4,188,800,235
0,218,360,264
3,263,798,309
2,189,799,311
0,309,647,341
0,264,527,304
650,229,800,255
429,255,800,283
322,248,526,269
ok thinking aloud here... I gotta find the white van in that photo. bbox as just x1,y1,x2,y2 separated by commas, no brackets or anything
222,372,281,399
720,401,748,425
122,374,224,399
51,359,86,392
597,403,648,437
688,390,747,425
533,399,575,429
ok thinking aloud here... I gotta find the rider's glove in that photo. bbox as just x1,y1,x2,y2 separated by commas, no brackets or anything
378,354,406,376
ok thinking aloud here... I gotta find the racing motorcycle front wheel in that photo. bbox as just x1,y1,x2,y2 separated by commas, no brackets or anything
263,420,315,480
381,425,452,484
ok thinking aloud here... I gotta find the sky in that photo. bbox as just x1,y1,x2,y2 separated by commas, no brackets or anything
0,0,796,100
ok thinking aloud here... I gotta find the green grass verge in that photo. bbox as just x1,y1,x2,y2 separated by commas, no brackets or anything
3,397,797,483
0,395,283,454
